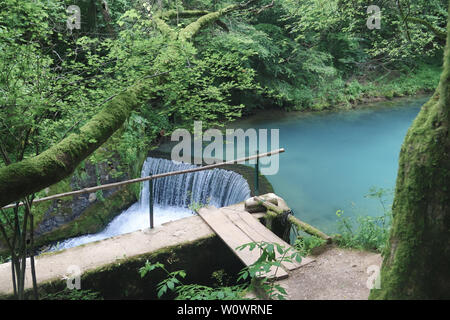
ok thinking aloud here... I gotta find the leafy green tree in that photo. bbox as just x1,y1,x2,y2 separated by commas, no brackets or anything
0,0,269,207
0,0,272,300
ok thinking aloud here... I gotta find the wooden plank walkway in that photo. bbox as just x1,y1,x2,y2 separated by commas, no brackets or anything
197,206,314,280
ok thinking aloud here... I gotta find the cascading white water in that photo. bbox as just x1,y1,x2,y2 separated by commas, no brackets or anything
46,157,251,251
142,157,251,208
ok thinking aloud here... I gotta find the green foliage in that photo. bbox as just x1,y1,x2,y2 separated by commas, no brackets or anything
175,284,245,300
270,0,445,109
42,288,103,300
139,261,187,298
0,0,445,179
310,64,441,109
294,236,326,256
210,269,231,287
283,0,445,70
139,260,245,300
334,187,393,252
140,241,303,300
236,241,302,300
0,255,10,264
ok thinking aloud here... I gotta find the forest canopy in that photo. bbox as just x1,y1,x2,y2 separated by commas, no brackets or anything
0,0,446,206
0,0,449,301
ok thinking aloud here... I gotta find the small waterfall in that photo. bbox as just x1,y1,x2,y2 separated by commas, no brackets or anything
141,157,251,208
45,157,251,252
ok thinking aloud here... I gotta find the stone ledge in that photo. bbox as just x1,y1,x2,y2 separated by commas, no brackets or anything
0,214,215,296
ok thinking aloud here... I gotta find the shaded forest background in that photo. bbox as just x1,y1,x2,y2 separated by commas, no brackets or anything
0,0,446,170
0,0,447,254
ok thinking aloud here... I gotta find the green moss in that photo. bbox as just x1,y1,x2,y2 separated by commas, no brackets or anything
3,234,245,300
32,177,74,226
154,16,177,39
369,56,450,299
161,10,210,20
32,181,137,249
0,82,145,208
179,11,221,42
177,3,239,42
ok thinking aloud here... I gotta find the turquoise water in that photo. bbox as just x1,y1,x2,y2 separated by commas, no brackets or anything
229,96,429,234
157,96,429,234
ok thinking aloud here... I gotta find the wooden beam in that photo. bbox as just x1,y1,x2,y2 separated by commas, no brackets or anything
254,196,331,242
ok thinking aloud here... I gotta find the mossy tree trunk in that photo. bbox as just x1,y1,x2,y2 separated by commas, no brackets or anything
369,2,450,299
0,83,144,208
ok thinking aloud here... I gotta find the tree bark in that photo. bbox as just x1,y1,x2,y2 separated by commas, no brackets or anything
369,1,450,299
406,16,446,41
99,0,115,36
0,83,144,208
154,1,258,41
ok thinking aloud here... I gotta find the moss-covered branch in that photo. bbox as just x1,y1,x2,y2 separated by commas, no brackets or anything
179,10,223,42
255,196,331,242
178,1,258,41
406,16,446,41
0,83,146,208
160,9,210,20
153,15,177,39
153,1,258,41
153,9,217,39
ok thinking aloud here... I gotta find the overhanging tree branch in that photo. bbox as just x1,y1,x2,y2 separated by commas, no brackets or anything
406,16,446,41
160,9,210,19
152,10,212,38
178,1,258,41
0,0,264,208
0,82,146,208
152,1,259,41
153,15,177,39
397,0,446,42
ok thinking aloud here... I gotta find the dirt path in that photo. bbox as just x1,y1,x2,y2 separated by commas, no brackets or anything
277,245,382,300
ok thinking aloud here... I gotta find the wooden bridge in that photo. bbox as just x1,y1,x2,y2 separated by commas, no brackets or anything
198,203,314,280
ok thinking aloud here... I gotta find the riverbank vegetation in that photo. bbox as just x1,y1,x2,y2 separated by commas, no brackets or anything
2,0,437,256
334,187,393,253
1,0,449,299
0,0,444,179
